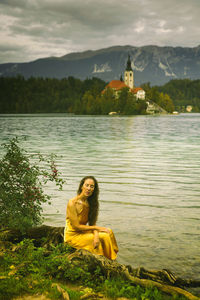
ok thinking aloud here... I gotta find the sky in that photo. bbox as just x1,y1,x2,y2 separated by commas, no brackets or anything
0,0,200,63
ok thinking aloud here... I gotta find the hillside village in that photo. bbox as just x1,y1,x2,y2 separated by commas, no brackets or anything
102,55,167,114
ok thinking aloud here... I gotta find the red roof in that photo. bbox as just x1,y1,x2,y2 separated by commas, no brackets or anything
102,80,144,95
105,80,129,90
133,87,143,94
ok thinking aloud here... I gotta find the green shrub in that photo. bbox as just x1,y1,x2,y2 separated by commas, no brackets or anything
0,277,30,300
0,238,188,300
103,278,187,299
0,137,65,232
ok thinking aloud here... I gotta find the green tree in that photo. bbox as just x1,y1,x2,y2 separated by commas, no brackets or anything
117,88,129,113
157,92,175,113
81,91,96,114
100,88,116,114
123,92,137,114
0,138,64,232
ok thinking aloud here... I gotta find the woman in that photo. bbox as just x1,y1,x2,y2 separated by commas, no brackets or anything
64,176,118,260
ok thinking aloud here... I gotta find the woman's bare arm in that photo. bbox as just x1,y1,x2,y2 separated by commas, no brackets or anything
67,200,110,233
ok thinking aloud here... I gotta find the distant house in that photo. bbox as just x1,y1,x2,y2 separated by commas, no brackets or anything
186,105,193,112
102,55,145,100
133,87,145,100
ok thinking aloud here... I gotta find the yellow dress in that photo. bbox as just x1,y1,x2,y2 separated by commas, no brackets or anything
64,200,118,260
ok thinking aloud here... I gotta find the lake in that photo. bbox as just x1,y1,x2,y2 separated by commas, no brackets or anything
0,113,200,281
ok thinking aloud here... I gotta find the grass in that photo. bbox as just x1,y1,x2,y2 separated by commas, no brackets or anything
0,238,187,300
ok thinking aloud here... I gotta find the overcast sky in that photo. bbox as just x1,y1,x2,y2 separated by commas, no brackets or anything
0,0,200,63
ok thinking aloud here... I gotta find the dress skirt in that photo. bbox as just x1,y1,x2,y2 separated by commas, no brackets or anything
64,220,118,260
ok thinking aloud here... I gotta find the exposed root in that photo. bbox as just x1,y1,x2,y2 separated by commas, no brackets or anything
1,226,200,300
68,249,200,300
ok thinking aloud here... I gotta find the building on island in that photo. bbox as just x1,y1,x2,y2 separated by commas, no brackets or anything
102,55,167,114
186,105,193,112
102,54,146,101
133,87,145,100
124,54,134,89
102,80,129,98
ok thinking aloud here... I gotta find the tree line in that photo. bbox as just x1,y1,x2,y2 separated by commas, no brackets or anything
158,79,200,112
0,76,200,114
142,78,200,112
0,76,104,114
0,76,147,115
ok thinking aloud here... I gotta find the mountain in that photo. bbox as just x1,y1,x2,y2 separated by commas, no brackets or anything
1,45,200,86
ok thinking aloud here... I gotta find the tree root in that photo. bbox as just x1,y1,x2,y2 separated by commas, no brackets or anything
68,249,200,300
0,225,64,248
124,271,199,300
1,225,200,299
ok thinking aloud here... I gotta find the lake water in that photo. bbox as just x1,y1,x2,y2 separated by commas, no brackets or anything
0,113,200,281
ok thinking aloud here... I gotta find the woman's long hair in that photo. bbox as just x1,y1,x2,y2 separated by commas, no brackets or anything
77,176,99,225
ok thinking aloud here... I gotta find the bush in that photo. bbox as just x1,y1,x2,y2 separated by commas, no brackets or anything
0,137,65,232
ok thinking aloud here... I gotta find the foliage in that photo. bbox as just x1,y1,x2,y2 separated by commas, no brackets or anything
159,79,200,112
0,277,30,300
0,239,82,299
0,138,65,232
143,79,200,112
0,76,106,114
103,278,187,300
2,75,200,114
99,87,148,115
0,76,147,115
99,88,117,114
0,237,188,300
142,83,175,113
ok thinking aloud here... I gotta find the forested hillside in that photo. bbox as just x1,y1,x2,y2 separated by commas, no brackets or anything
157,79,200,112
0,76,105,114
0,76,200,114
142,79,200,112
0,76,147,115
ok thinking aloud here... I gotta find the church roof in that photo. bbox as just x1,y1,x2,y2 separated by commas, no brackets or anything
102,80,145,96
133,87,144,94
105,80,129,90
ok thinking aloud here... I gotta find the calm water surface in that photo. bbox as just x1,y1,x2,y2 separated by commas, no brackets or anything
0,113,200,280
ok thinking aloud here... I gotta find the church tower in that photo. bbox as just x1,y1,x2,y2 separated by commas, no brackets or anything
124,54,134,89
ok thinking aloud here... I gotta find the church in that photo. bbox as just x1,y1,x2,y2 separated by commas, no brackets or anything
102,55,145,100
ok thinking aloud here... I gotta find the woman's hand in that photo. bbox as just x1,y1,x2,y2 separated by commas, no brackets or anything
96,226,111,234
93,230,100,249
93,235,100,249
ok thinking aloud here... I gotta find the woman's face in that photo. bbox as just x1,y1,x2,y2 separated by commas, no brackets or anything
81,178,95,197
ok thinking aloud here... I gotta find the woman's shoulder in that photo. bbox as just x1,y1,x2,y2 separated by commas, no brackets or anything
68,197,78,206
68,197,89,209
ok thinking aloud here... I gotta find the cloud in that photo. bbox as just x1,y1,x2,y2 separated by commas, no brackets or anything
0,0,200,63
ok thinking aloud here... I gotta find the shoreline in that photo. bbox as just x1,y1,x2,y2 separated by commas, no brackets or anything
1,225,200,300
